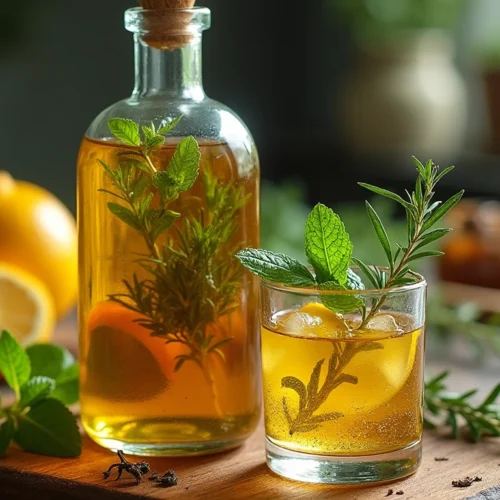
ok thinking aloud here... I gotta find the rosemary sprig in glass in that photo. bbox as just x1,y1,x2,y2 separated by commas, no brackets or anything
355,157,463,327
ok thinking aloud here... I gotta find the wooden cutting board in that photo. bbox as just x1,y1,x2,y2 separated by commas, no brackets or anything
1,424,499,500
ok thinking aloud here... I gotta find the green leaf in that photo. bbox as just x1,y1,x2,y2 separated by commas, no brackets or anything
142,123,155,140
0,418,15,456
305,203,352,285
351,258,379,289
319,282,364,314
15,399,81,457
108,118,141,147
166,136,201,193
236,249,316,287
130,176,150,202
107,203,141,231
26,344,74,380
365,201,392,271
412,156,427,178
97,159,115,179
26,345,79,405
146,135,165,150
51,364,79,405
447,411,458,438
151,210,180,241
19,376,56,409
415,228,452,251
480,384,500,409
358,183,411,210
158,115,183,135
406,250,444,263
422,190,464,232
0,331,31,398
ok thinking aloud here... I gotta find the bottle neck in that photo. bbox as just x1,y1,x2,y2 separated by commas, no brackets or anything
132,34,205,100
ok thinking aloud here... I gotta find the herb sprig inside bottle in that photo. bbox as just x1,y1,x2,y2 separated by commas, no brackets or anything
98,117,249,415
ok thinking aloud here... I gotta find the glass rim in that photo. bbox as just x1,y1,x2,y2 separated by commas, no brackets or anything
260,268,427,296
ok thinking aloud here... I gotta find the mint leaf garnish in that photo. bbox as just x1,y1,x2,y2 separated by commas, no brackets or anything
51,364,79,405
305,203,353,285
108,118,141,146
19,376,56,409
319,282,365,314
15,399,81,458
236,249,315,287
0,331,31,399
0,418,15,456
0,335,81,458
26,344,79,405
27,344,74,379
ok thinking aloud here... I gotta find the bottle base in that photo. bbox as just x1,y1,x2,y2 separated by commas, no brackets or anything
266,438,421,485
89,435,246,457
83,415,256,457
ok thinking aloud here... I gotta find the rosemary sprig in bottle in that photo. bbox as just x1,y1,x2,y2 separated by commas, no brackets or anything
98,117,249,415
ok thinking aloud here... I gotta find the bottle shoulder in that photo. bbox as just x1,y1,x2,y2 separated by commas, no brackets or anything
86,96,257,152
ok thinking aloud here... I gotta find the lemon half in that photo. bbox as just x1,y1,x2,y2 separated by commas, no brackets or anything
0,264,55,345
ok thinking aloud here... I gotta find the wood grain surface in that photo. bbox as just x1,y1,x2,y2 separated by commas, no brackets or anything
2,318,500,499
1,424,500,500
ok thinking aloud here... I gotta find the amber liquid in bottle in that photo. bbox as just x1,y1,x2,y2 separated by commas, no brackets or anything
78,137,260,454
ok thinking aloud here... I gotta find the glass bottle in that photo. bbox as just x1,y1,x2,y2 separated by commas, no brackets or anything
77,5,261,456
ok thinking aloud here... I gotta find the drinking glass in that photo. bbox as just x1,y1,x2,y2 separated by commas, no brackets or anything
261,270,426,484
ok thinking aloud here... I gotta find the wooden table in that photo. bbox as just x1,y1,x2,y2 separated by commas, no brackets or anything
1,319,500,499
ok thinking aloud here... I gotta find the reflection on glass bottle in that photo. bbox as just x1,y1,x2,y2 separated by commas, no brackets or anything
77,6,260,456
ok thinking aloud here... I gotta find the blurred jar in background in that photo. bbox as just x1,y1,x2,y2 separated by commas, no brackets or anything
339,31,467,157
439,200,500,289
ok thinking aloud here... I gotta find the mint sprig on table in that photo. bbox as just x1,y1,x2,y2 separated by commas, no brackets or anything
237,157,464,324
0,331,81,458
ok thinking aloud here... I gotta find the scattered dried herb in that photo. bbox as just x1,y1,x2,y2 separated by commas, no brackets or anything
452,476,482,488
103,450,150,484
396,492,404,496
150,470,178,487
434,457,449,461
385,489,394,497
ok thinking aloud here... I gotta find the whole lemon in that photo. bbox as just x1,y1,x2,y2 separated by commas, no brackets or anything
0,171,77,318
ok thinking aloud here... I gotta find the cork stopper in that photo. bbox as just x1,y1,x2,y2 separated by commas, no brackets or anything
139,0,197,50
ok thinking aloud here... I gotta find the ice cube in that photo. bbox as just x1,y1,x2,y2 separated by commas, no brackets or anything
281,312,323,335
366,313,402,333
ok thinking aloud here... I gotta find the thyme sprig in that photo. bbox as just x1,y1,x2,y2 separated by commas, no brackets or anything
424,371,500,442
98,117,248,414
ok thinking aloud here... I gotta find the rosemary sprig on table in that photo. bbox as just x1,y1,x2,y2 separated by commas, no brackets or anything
425,372,500,442
98,117,248,413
